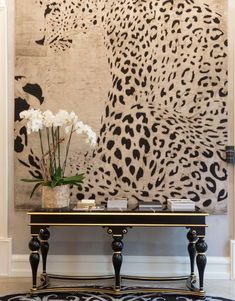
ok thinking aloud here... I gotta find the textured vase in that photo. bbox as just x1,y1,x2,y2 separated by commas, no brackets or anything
42,185,70,208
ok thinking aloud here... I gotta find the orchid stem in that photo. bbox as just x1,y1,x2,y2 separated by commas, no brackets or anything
63,125,74,176
39,129,44,158
51,126,57,171
57,127,61,170
39,129,47,182
46,128,54,176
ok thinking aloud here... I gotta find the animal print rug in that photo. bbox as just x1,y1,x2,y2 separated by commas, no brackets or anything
0,293,234,301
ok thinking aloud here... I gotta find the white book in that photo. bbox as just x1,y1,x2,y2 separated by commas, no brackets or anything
169,208,196,212
168,206,195,209
81,199,96,205
106,207,127,211
139,201,162,208
167,198,193,204
169,202,195,207
139,207,156,212
170,210,195,212
169,203,195,207
167,198,195,211
73,206,90,211
107,199,128,209
139,204,162,208
168,203,195,210
139,206,162,209
90,206,105,211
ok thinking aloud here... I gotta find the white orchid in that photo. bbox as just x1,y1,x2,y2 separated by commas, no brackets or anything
19,109,31,119
83,125,97,145
69,111,78,124
53,110,71,127
20,108,97,195
73,120,97,146
74,120,85,134
20,109,43,134
64,125,72,134
64,112,79,134
43,110,55,127
86,131,97,146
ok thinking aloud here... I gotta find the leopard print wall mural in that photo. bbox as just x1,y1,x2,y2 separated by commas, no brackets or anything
15,0,228,213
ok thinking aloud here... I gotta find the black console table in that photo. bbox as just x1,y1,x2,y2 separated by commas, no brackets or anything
27,209,208,297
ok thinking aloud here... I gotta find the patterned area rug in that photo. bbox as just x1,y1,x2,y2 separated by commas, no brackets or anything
0,294,234,301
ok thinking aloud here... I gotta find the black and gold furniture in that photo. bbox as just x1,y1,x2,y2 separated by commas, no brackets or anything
28,209,208,297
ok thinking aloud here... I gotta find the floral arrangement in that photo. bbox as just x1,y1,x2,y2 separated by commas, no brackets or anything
19,108,97,198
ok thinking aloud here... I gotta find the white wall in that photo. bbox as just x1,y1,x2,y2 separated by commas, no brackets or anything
0,0,12,276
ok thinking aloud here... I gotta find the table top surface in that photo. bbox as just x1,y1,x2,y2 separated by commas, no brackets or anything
27,207,208,216
28,207,208,237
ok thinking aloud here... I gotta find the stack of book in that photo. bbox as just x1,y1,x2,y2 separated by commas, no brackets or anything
107,198,128,209
167,199,195,211
138,200,163,211
74,199,96,211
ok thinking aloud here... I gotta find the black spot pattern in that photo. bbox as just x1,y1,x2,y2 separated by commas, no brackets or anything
16,0,228,212
14,77,45,185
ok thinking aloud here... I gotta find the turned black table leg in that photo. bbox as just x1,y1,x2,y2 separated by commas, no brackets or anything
112,235,123,290
196,237,208,292
29,235,40,290
107,227,127,291
187,229,197,279
39,228,50,275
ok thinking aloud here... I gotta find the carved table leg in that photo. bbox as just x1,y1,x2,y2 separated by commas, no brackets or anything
108,227,127,291
39,228,50,274
187,229,197,280
112,235,123,290
29,236,40,290
196,237,208,293
39,228,50,285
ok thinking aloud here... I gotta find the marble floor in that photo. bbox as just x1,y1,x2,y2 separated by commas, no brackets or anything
0,278,234,299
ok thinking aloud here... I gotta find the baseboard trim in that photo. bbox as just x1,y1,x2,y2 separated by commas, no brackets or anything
230,240,235,279
11,254,230,279
0,238,12,276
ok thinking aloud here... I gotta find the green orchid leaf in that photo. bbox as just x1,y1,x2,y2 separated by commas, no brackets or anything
51,179,60,188
54,166,62,179
30,182,42,198
70,183,82,188
27,173,85,189
21,178,44,183
62,174,85,182
62,179,84,185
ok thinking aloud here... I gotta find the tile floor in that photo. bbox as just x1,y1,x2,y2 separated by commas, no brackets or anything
0,278,234,299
